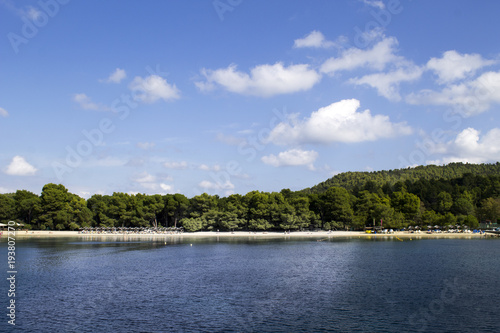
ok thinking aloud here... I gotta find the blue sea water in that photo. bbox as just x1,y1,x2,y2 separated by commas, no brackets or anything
0,235,499,332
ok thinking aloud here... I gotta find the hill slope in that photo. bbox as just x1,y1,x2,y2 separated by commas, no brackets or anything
302,162,500,194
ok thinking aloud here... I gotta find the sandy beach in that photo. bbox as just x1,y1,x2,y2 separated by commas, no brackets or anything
6,229,491,240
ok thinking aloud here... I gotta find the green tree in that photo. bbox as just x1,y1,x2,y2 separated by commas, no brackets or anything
463,215,479,229
421,209,440,226
38,184,72,230
287,196,313,230
218,194,247,230
14,190,41,227
87,194,115,227
436,191,453,214
0,194,16,224
68,194,92,228
163,193,189,228
478,197,500,223
107,193,129,227
438,212,457,227
321,187,354,228
391,190,420,222
141,194,164,229
452,191,475,216
245,191,272,230
180,217,203,232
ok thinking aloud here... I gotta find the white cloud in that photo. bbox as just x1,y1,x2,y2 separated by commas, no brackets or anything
129,75,180,103
361,0,385,9
133,172,156,184
321,36,401,75
132,172,174,193
293,31,335,48
267,99,412,145
406,70,500,116
426,50,495,84
136,142,155,150
196,62,321,97
262,149,318,170
73,93,110,111
0,186,14,194
0,107,9,117
349,64,423,101
164,161,189,169
160,183,174,192
199,164,221,171
429,127,500,164
102,68,126,84
5,156,37,176
198,180,235,194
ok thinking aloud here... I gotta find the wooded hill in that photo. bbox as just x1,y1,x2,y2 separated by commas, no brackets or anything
302,162,500,194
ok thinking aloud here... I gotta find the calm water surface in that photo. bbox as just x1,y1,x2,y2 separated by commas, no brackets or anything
0,236,499,332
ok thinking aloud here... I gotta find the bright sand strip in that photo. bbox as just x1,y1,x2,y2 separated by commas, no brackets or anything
6,230,490,240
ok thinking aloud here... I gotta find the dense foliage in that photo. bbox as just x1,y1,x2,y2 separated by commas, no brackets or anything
303,162,500,193
1,163,500,231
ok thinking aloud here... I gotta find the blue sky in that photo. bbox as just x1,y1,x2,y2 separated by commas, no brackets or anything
1,0,500,198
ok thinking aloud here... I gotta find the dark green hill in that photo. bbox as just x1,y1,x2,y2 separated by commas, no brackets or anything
302,162,500,194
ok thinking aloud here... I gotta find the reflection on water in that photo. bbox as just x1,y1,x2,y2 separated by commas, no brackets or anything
0,237,499,332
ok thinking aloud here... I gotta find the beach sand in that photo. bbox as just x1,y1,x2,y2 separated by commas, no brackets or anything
7,230,490,240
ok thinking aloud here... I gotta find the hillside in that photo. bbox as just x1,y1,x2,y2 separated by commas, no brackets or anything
302,162,500,194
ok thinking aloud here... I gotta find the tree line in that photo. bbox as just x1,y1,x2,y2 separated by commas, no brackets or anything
1,165,500,232
303,162,500,193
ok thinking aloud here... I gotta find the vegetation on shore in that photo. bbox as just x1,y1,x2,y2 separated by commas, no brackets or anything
1,162,500,232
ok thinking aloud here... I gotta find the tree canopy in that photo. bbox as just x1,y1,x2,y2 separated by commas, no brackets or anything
1,162,500,231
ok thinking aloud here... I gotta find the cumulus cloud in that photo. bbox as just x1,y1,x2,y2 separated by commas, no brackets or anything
164,161,189,169
361,0,385,9
426,50,495,84
429,127,500,164
267,99,412,145
132,172,174,193
73,93,110,111
293,31,336,48
195,62,321,97
349,64,423,101
406,71,500,116
321,36,401,75
262,149,318,170
133,172,156,184
5,156,37,176
199,164,221,171
136,142,155,150
102,68,126,84
198,180,235,195
0,107,9,117
159,183,174,192
129,75,180,103
0,186,14,194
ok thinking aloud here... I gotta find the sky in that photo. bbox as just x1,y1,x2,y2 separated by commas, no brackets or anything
1,0,500,198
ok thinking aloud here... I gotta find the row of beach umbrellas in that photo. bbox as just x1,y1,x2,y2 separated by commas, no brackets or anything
79,226,184,233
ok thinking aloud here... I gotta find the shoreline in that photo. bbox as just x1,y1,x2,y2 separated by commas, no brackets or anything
5,230,491,240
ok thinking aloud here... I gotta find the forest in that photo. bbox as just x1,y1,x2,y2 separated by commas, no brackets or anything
1,162,500,231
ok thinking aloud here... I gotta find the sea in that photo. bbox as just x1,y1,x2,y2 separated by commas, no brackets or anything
0,235,499,332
